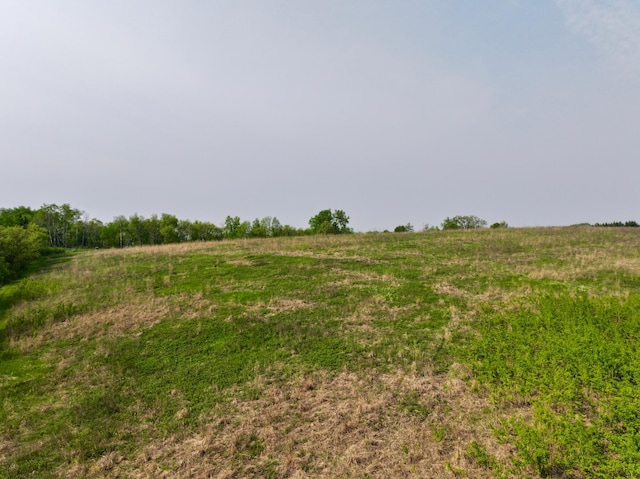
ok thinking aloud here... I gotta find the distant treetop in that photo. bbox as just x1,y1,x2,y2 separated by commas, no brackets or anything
593,221,639,227
308,209,352,234
441,215,487,230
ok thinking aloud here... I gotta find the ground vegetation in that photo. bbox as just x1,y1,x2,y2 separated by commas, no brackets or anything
2,227,640,477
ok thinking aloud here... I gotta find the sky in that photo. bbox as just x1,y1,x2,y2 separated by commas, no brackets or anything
2,0,639,231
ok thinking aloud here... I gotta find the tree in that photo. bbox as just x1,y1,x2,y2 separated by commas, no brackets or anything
0,206,36,227
333,210,351,233
309,209,352,234
0,224,47,283
280,224,301,237
160,213,180,243
309,209,333,234
490,221,509,229
441,215,487,230
79,217,104,247
176,219,193,242
195,221,222,241
35,204,82,247
249,218,266,238
394,223,414,233
145,215,162,245
224,216,243,239
114,215,130,247
247,217,280,238
270,217,283,237
128,214,147,245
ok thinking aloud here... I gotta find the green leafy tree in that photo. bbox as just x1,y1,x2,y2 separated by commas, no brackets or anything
176,219,193,242
224,216,243,239
189,221,206,241
394,223,414,233
160,214,180,243
114,215,130,247
270,217,283,237
128,214,147,245
260,216,279,237
0,224,47,283
309,209,333,234
79,217,104,247
441,215,487,230
490,221,509,229
309,209,352,234
188,221,219,241
333,210,351,233
441,217,461,230
35,204,82,247
146,215,162,245
280,224,302,236
241,216,286,238
249,218,267,238
196,221,222,241
100,217,122,248
0,206,36,227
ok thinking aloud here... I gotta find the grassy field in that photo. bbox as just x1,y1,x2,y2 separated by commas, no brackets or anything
1,227,640,478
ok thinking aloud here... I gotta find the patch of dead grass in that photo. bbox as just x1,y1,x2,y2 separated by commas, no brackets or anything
433,282,467,299
67,367,535,479
245,298,316,317
11,295,174,352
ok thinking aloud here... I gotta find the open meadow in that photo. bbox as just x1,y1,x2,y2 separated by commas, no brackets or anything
2,227,640,478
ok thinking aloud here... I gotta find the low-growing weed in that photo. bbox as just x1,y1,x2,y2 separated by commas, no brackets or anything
398,390,430,418
453,291,640,476
465,441,498,470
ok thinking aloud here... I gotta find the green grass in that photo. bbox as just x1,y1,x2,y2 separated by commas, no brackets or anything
1,227,640,477
453,292,640,477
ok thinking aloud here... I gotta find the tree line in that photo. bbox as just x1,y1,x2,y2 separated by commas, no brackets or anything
3,203,635,284
0,204,318,250
0,205,355,283
393,215,506,232
592,221,639,228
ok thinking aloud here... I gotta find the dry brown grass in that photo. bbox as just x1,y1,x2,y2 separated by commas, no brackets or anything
12,295,172,351
67,367,535,479
245,298,316,318
12,289,222,353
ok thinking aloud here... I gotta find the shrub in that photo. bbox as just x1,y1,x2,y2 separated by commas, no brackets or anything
490,221,509,229
394,223,414,233
0,224,48,283
441,215,487,230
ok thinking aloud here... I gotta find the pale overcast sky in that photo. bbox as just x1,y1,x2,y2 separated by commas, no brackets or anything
2,1,639,231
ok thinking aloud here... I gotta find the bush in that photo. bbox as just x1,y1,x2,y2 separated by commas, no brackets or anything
394,223,414,233
441,215,487,230
490,221,508,229
0,225,48,283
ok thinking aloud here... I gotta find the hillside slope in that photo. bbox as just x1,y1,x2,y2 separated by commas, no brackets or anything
2,228,640,478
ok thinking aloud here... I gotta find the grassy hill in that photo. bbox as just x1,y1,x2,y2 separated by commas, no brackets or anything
2,227,640,478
